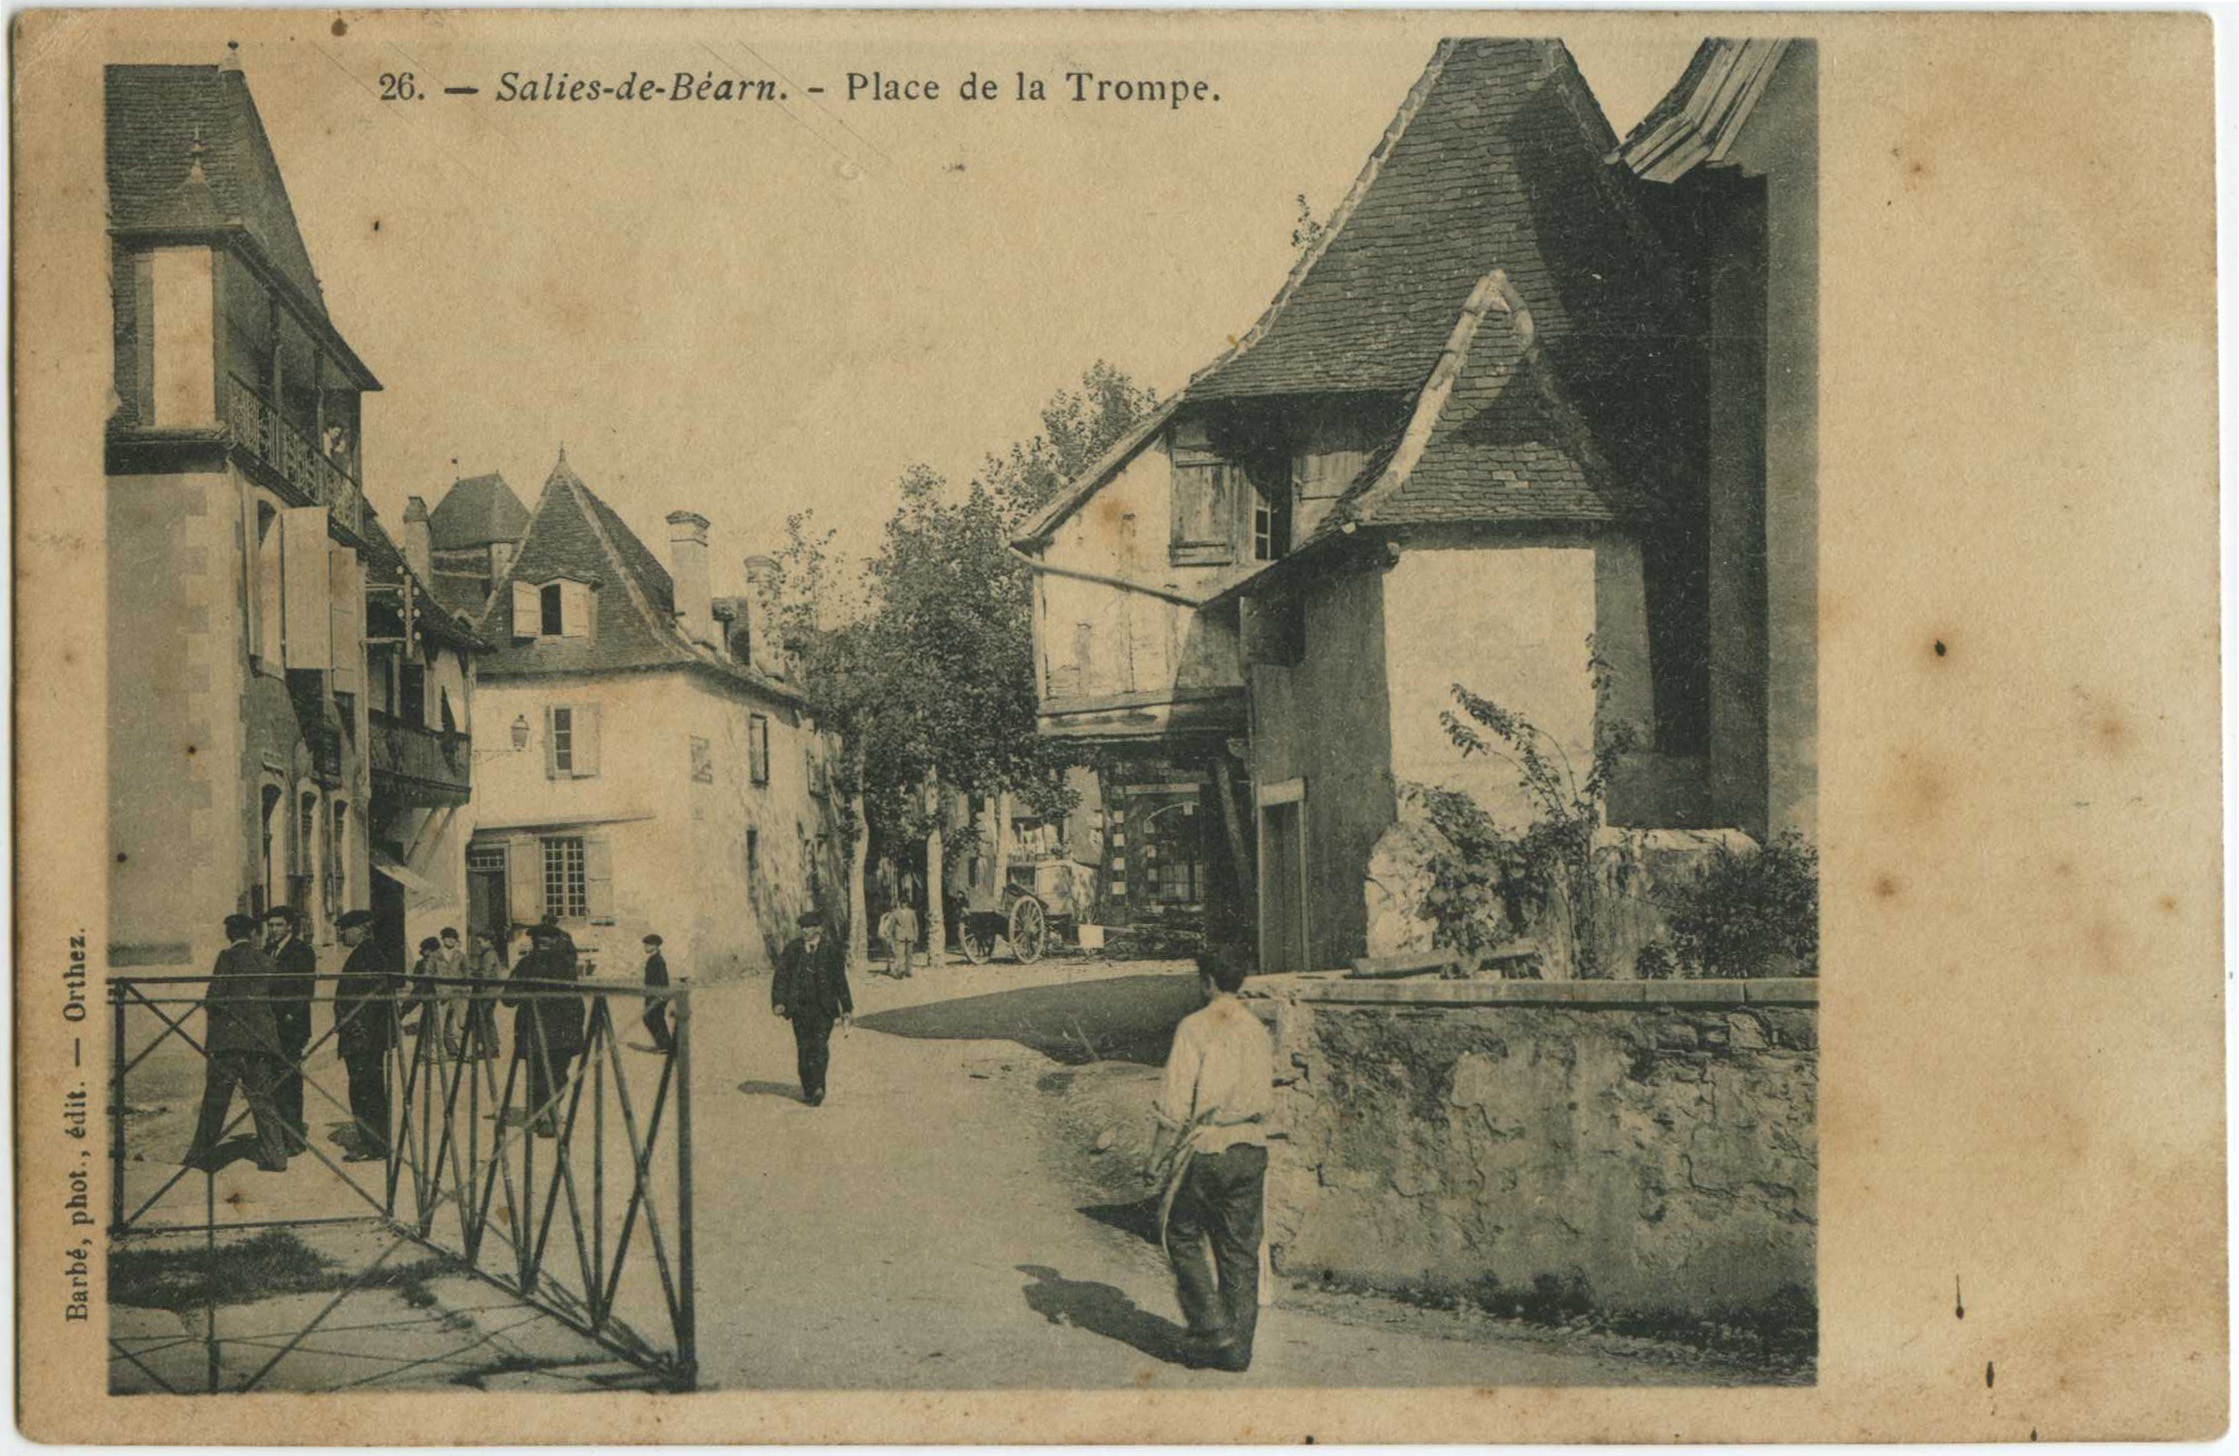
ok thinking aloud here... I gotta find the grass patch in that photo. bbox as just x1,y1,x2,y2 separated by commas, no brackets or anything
110,1230,464,1314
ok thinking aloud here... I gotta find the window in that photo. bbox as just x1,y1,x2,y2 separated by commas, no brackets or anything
545,704,600,779
1254,494,1277,562
514,578,592,641
691,735,714,783
258,784,283,915
542,836,588,921
1142,803,1203,906
399,660,426,726
291,791,318,916
749,715,770,785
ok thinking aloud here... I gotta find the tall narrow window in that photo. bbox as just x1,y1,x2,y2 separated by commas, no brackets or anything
542,835,588,920
552,706,573,774
541,583,564,637
329,801,349,921
749,715,770,785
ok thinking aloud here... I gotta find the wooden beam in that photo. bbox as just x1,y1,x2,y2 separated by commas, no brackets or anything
1210,756,1254,896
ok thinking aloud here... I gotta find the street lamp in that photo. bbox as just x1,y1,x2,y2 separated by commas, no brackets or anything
510,714,531,752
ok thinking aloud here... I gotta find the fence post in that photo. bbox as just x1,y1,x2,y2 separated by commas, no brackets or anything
672,987,696,1389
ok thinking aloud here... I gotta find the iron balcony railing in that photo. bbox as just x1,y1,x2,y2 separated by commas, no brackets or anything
221,373,367,536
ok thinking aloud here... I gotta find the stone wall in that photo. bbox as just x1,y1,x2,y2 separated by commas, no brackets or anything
1251,977,1816,1315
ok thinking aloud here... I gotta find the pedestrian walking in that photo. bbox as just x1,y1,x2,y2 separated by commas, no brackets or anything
410,936,448,1059
506,921,587,1136
770,910,851,1106
333,909,399,1162
639,932,675,1053
436,927,470,1057
466,929,504,1060
879,899,920,980
182,914,294,1172
263,905,315,1154
1145,946,1274,1372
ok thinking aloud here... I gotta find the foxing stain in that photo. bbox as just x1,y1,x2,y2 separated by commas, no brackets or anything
1954,1274,1964,1319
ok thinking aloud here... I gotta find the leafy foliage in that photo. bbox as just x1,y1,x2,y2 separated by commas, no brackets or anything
1290,193,1327,254
1437,645,1642,977
1662,832,1820,978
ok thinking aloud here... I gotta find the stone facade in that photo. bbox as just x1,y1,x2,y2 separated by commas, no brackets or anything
1253,978,1816,1315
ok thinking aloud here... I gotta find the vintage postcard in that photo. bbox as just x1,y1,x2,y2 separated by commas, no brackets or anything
11,7,2223,1443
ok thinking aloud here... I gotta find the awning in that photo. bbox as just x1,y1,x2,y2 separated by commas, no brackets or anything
371,849,446,905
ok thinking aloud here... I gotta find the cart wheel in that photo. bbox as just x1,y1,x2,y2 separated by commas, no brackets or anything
1009,897,1048,965
959,916,996,964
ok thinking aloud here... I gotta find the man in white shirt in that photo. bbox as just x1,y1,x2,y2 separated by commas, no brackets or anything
1146,947,1274,1373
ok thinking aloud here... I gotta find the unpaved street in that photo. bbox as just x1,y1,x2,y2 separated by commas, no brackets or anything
685,957,1761,1389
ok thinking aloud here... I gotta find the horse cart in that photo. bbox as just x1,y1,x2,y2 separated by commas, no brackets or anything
950,879,1053,964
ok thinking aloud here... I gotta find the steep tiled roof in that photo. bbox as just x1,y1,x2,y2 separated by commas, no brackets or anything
428,472,531,551
1314,271,1632,540
106,64,331,325
429,571,494,619
1187,38,1671,409
477,455,801,703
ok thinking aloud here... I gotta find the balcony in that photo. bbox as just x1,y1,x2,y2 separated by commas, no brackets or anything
369,709,470,808
222,373,366,536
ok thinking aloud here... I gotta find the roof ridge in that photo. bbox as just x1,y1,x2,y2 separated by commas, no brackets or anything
1341,270,1512,530
1183,38,1458,396
556,469,697,666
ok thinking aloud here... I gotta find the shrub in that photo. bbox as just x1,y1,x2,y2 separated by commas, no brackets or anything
1665,832,1819,978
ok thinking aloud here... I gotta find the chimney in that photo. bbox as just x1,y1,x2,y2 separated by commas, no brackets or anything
667,511,714,648
742,555,782,677
402,496,432,584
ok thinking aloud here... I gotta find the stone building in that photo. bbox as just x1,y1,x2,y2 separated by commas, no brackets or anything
1017,38,1816,974
104,57,484,975
455,454,838,977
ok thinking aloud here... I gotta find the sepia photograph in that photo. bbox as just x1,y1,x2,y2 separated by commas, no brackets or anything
12,7,2221,1444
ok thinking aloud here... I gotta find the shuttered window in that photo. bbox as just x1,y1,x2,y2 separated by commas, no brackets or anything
545,704,601,778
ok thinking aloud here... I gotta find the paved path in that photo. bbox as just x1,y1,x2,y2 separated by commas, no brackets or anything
685,959,1749,1390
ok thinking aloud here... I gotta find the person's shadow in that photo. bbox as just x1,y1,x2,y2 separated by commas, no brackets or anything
1016,1264,1194,1366
736,1079,806,1102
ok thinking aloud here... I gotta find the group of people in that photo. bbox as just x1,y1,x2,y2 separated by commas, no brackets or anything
181,910,682,1173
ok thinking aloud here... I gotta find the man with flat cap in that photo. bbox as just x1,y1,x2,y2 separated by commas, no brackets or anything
262,905,316,1153
770,910,851,1106
182,913,293,1172
332,909,399,1162
505,920,587,1136
639,933,675,1054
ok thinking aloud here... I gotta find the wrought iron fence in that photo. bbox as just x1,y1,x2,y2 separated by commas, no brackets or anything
107,971,694,1393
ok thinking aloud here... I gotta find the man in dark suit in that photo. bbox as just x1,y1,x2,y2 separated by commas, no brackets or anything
639,932,675,1054
262,905,316,1154
771,910,851,1106
506,921,587,1136
183,914,292,1172
332,908,399,1162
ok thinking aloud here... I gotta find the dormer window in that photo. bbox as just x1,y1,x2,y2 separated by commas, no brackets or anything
512,577,593,642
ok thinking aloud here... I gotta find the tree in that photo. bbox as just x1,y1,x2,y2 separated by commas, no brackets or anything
1290,193,1326,254
781,363,1159,971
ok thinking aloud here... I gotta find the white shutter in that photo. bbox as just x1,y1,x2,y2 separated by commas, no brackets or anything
573,704,601,778
281,507,331,669
327,548,363,692
584,835,614,922
560,580,591,639
511,580,539,640
508,837,541,925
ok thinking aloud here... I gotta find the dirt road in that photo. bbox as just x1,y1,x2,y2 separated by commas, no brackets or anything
685,958,1758,1390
